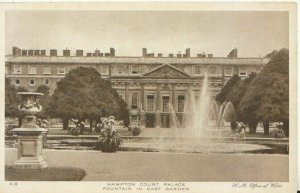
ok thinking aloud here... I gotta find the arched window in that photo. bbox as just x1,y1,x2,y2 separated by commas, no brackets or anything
15,79,21,86
29,79,35,86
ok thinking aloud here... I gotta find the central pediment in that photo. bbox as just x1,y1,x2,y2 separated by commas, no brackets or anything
142,64,191,78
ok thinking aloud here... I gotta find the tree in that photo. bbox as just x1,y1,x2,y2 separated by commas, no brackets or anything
5,78,28,126
239,49,289,135
36,85,51,119
215,74,241,130
215,74,241,104
46,67,129,131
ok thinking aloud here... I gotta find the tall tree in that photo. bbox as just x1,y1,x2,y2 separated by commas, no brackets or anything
239,49,289,135
5,78,28,126
215,74,241,130
46,67,129,130
215,74,241,104
36,85,51,119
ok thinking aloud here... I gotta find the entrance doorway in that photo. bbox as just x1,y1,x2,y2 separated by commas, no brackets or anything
161,114,170,128
146,114,155,128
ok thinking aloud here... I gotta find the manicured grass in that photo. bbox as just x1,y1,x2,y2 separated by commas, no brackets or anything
5,166,86,181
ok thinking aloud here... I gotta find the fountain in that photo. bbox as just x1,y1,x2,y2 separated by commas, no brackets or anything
11,92,48,169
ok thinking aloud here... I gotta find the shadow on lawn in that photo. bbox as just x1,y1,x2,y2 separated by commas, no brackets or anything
5,166,86,181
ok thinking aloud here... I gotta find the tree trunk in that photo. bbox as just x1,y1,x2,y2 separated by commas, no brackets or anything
18,116,23,127
283,120,289,137
79,118,84,134
89,119,93,133
231,122,237,131
62,118,69,130
249,121,258,134
263,121,269,135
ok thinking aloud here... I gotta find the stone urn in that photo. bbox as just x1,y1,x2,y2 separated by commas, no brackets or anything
11,92,48,169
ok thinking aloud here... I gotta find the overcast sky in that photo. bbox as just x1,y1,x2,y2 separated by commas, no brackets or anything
5,11,288,57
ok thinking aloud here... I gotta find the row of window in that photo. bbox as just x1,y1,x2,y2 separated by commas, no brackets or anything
14,79,50,87
8,65,262,76
120,93,186,113
12,65,66,75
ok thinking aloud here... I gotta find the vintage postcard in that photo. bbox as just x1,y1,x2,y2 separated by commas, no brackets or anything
0,2,297,193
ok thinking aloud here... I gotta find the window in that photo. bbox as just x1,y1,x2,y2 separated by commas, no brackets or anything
194,66,202,75
224,67,233,76
208,66,218,75
146,95,155,112
29,79,35,86
255,68,262,74
28,65,37,75
239,67,247,76
100,66,109,75
45,79,50,86
57,66,65,74
43,66,51,75
131,66,139,74
178,95,185,112
119,93,125,101
162,95,170,113
116,66,124,75
131,115,138,121
15,79,21,86
13,65,22,74
131,93,139,109
5,66,8,74
131,115,139,125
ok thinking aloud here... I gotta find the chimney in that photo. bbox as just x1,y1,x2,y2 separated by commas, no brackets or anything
28,50,34,56
158,53,163,57
104,53,110,57
197,53,206,58
185,48,191,57
63,49,70,57
34,50,40,56
227,48,238,58
169,53,174,58
100,53,104,57
148,53,154,57
76,50,83,56
207,54,213,58
50,49,57,56
110,48,115,57
21,50,28,56
177,53,182,58
142,48,147,57
12,47,21,56
94,49,100,57
87,53,92,57
41,50,46,56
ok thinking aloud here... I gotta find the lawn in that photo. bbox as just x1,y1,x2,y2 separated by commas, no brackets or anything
5,166,86,181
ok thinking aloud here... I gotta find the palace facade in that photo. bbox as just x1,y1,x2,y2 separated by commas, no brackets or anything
5,47,270,128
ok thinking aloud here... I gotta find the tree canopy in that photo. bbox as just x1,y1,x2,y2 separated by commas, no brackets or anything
239,49,289,134
215,74,241,104
5,77,28,117
36,85,51,119
46,67,129,126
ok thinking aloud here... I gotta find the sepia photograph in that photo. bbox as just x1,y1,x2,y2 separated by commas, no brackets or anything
0,2,297,193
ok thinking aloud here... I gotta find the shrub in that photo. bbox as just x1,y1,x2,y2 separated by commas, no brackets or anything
95,127,123,152
69,127,80,136
132,126,141,136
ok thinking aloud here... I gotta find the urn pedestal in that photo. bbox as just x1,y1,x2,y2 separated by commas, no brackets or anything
12,128,48,169
11,92,48,169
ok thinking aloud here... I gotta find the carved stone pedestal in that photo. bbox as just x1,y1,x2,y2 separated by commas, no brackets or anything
12,128,48,169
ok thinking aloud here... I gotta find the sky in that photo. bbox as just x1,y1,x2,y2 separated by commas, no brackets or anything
5,11,289,57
